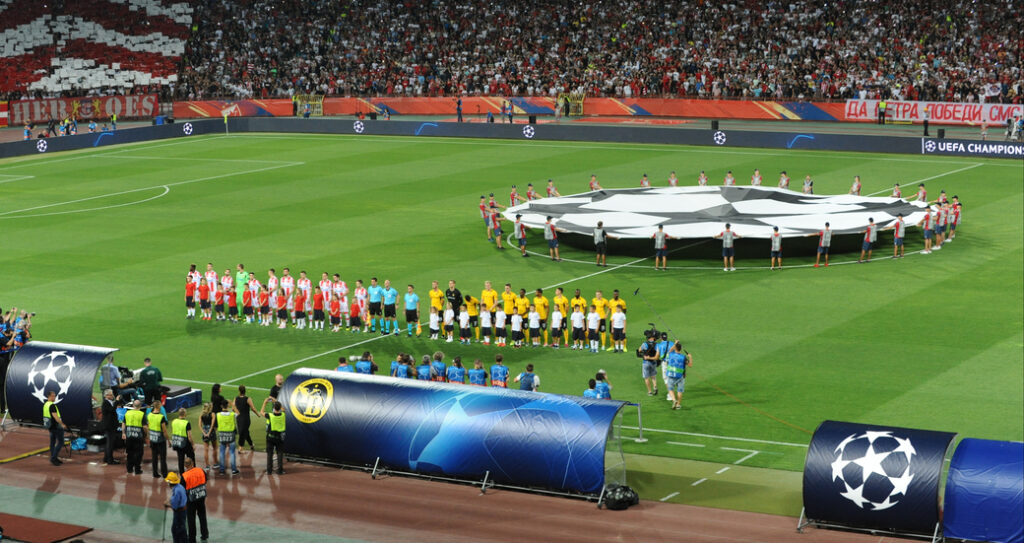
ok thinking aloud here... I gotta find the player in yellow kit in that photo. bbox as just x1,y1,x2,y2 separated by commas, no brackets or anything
552,287,570,343
464,294,481,340
515,288,530,341
532,288,550,346
480,281,498,314
428,280,445,314
607,289,628,351
501,283,516,315
591,290,611,349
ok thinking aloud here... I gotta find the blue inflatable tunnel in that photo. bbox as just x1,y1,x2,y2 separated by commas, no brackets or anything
943,438,1024,543
280,368,627,494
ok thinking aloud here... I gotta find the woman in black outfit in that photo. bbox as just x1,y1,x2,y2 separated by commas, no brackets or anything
234,385,260,450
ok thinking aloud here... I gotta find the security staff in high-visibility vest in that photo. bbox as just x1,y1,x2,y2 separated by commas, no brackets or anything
265,401,286,475
214,403,238,475
170,408,196,476
146,400,170,478
878,100,887,125
181,457,210,543
42,390,69,466
122,399,145,474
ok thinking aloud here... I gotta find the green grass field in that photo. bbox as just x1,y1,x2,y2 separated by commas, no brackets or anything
1,132,1021,511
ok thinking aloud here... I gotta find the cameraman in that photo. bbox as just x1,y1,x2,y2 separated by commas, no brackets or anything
100,356,136,402
637,330,660,396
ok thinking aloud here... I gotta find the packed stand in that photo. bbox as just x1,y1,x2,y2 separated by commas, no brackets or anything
176,0,1021,103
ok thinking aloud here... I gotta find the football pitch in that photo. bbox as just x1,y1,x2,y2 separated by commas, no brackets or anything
1,132,1021,509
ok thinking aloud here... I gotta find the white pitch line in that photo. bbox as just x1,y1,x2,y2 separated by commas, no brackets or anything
721,447,761,465
163,376,269,391
0,185,170,219
667,441,705,448
715,467,730,474
0,162,302,216
865,163,984,197
104,155,299,164
223,332,392,384
621,425,807,448
659,491,680,501
691,478,707,487
0,174,34,185
539,239,710,290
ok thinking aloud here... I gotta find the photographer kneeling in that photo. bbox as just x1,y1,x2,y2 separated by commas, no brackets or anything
637,328,660,396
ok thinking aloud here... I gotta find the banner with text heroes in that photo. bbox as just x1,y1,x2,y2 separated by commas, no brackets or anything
9,95,159,125
845,99,1023,126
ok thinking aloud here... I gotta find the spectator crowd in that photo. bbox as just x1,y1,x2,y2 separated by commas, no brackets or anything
173,0,1022,104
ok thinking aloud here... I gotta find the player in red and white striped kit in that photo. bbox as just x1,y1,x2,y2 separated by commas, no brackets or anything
892,184,902,198
220,268,234,295
778,171,790,189
353,279,368,332
589,175,602,191
204,263,218,291
266,269,279,321
667,171,678,187
640,174,650,188
697,171,708,186
280,268,295,314
750,169,762,186
187,264,201,286
319,273,333,302
297,271,312,327
849,176,862,196
332,274,348,322
947,198,961,241
723,171,736,186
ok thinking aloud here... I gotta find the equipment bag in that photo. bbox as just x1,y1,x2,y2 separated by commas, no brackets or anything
602,485,640,510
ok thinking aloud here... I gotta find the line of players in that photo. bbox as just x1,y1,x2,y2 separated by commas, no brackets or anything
183,268,634,353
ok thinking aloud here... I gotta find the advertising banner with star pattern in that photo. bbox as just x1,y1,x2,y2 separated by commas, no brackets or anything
4,341,117,429
802,420,956,535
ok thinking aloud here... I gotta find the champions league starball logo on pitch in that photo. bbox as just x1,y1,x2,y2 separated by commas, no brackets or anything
505,186,928,239
26,350,76,404
831,431,916,511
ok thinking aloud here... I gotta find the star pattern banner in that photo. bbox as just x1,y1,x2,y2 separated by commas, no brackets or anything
504,186,928,239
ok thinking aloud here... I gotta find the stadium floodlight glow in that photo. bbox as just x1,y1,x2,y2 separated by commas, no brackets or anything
504,186,928,239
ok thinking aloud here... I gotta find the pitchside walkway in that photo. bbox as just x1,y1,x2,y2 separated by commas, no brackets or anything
0,426,886,543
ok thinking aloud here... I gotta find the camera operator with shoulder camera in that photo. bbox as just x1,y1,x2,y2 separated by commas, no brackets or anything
637,326,660,396
100,355,136,402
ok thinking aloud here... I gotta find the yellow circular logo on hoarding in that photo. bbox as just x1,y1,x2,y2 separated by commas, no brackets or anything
289,378,333,424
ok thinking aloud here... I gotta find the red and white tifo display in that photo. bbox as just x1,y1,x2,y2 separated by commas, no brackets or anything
0,0,191,95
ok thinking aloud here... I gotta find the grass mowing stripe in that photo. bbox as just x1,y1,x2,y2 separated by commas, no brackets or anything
231,133,1019,166
0,161,303,216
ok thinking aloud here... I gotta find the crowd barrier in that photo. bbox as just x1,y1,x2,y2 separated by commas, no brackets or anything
1,117,1021,160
